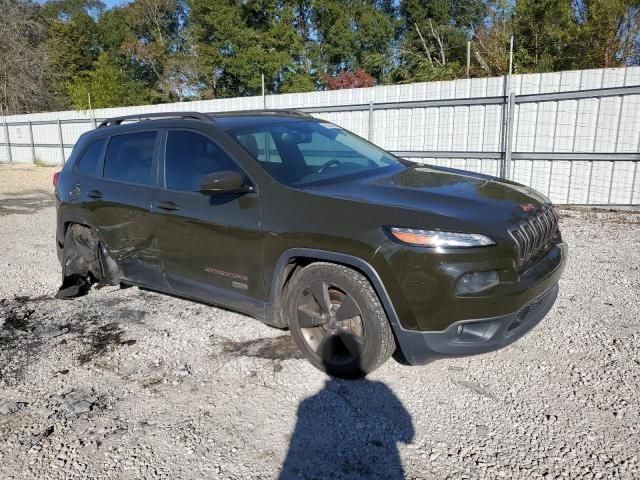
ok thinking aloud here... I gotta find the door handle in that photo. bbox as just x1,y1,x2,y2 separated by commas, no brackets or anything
156,200,180,211
87,190,103,199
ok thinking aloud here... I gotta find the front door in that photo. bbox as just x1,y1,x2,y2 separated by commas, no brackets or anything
153,129,263,317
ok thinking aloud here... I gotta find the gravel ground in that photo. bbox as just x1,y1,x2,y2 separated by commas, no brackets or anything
1,164,639,479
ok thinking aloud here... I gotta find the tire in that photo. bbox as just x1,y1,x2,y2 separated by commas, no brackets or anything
286,262,395,378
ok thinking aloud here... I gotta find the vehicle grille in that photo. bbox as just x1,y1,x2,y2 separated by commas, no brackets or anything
509,206,559,268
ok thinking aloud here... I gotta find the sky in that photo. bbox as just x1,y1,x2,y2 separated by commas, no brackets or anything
101,0,131,7
36,0,132,9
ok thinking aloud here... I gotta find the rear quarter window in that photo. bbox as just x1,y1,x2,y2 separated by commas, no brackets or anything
103,131,158,185
76,138,105,175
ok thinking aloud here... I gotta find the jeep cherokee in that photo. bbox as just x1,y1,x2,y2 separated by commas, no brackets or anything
54,110,567,378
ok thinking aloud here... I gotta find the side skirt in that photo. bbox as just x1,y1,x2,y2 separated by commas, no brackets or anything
163,273,266,320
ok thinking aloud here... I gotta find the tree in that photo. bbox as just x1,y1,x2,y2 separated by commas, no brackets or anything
0,0,51,114
472,0,513,76
571,0,640,69
6,0,640,113
511,0,576,72
188,0,302,97
122,0,179,99
310,0,396,83
392,0,487,83
46,13,98,108
283,0,317,90
68,52,149,109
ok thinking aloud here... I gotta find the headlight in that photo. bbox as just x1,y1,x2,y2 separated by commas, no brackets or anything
389,227,495,248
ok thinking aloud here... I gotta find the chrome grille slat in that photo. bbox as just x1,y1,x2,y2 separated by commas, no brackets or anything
532,216,544,252
509,206,559,268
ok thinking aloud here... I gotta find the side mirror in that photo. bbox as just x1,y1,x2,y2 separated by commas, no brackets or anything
199,171,248,195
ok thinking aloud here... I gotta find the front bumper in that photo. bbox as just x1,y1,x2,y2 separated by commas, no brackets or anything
394,283,559,365
389,241,567,365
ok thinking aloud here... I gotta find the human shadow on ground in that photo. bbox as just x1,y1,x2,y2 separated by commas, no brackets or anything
279,371,414,479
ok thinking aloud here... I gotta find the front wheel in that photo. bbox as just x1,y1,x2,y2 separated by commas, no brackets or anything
286,263,395,378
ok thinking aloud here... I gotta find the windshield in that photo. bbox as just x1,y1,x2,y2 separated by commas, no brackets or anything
227,120,406,186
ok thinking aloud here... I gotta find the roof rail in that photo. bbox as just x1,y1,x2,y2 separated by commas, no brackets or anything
207,108,313,118
278,109,313,118
98,111,212,128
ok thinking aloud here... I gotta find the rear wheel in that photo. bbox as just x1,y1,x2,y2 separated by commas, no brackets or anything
286,262,395,378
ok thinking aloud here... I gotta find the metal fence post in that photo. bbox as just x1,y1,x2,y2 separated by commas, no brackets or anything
498,75,508,178
57,119,65,164
3,116,12,163
630,161,638,204
502,93,515,179
28,120,36,162
368,100,374,141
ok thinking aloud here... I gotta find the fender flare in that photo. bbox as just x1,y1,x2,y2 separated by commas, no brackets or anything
268,248,404,332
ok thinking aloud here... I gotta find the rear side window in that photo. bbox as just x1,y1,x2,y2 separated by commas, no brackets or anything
165,130,243,192
76,138,105,175
103,131,157,185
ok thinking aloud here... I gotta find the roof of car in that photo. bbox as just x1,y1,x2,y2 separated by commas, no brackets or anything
97,109,314,130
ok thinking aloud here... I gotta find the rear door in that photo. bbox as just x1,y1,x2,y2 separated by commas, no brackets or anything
152,128,263,316
88,129,166,288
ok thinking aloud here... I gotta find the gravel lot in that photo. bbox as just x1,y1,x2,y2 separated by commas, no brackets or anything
1,164,639,479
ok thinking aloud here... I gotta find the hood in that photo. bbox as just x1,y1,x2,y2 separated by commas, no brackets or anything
302,165,552,236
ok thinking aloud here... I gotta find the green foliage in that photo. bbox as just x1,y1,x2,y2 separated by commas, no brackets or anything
280,72,317,94
511,0,576,73
393,0,487,82
46,14,98,108
188,0,304,97
3,0,640,115
571,0,640,68
68,53,149,109
310,0,397,81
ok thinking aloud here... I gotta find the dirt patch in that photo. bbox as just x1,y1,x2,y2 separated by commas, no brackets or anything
1,299,34,333
77,322,137,364
218,335,304,361
0,298,45,382
0,192,55,216
0,164,59,195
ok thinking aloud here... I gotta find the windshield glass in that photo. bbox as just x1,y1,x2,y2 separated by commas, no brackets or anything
227,120,406,186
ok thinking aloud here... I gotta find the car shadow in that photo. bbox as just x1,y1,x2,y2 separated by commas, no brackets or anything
279,361,414,479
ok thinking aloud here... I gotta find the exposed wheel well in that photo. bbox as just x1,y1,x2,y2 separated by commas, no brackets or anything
60,222,120,288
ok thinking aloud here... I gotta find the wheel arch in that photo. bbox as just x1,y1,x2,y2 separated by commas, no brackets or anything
266,248,403,333
59,220,121,287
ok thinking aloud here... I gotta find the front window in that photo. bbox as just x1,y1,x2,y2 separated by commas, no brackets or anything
229,121,406,186
164,130,244,192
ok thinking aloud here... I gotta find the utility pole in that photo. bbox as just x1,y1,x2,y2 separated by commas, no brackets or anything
466,40,471,78
87,92,96,129
508,35,514,91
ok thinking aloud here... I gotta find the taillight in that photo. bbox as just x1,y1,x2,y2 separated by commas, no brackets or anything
53,171,60,188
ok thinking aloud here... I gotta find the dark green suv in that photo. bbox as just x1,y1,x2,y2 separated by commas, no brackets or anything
55,110,567,378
